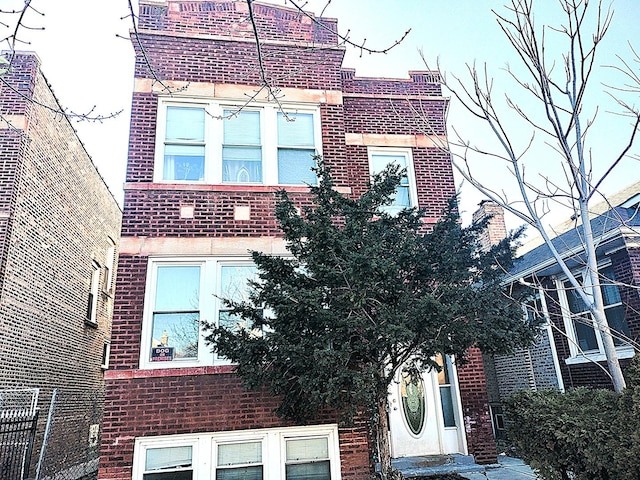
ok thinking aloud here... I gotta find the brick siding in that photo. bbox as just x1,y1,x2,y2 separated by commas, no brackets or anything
102,1,494,477
0,52,121,476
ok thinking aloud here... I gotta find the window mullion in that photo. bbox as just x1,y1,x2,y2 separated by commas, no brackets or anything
264,105,277,185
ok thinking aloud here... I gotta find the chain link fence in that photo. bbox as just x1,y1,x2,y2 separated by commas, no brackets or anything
1,388,102,480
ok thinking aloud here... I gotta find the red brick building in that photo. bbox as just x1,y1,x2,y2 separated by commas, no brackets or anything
0,52,121,477
99,1,497,478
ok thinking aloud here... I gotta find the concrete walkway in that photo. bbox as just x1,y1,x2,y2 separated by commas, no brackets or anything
461,455,539,479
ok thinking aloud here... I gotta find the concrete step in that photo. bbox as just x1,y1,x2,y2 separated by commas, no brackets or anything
392,454,486,477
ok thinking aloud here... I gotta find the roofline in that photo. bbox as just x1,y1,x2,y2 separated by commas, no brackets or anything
504,226,640,283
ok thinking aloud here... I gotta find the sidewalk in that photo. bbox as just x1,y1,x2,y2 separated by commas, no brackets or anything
460,456,539,479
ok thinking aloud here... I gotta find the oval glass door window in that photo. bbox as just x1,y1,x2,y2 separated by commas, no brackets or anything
400,367,426,435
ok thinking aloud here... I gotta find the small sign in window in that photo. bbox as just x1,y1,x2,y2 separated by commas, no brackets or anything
151,347,175,361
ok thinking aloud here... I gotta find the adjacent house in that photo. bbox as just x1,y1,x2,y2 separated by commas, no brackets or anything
0,52,121,478
99,2,499,478
477,185,640,442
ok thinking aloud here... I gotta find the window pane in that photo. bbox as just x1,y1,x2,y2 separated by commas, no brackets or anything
217,466,263,480
392,185,410,207
286,438,328,461
222,147,262,183
436,355,450,385
599,266,622,306
439,386,456,427
278,149,316,185
152,313,199,359
166,107,204,142
144,472,192,480
574,317,598,351
224,110,260,145
285,461,330,480
370,154,411,212
370,154,407,176
220,265,257,303
278,112,314,146
564,282,588,314
605,304,630,346
218,442,262,466
146,446,192,471
164,145,205,181
155,266,201,312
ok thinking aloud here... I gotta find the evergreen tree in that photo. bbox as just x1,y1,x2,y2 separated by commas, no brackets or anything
205,159,536,479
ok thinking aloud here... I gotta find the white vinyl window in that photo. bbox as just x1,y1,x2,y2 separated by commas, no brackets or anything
86,261,101,325
163,106,206,181
558,264,632,362
141,258,258,369
285,437,331,480
216,441,263,480
132,425,340,480
155,100,320,186
367,147,417,215
141,444,195,480
103,239,117,294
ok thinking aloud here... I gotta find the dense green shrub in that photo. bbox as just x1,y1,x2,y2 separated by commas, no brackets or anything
505,356,640,480
505,388,619,480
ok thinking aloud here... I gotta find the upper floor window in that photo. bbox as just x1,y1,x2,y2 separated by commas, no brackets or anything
367,147,417,215
103,238,117,294
86,261,101,326
141,257,257,369
559,264,631,360
163,106,206,181
155,100,321,186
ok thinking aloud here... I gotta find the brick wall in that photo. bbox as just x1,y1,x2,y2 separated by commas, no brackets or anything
100,373,371,479
456,347,497,464
0,52,121,476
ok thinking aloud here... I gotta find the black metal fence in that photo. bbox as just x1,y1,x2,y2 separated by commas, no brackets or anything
0,389,100,480
0,411,39,480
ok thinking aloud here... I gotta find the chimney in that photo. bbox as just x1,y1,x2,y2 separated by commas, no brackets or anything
472,200,507,251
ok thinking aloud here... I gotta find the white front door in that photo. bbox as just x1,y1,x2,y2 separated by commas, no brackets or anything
388,356,466,458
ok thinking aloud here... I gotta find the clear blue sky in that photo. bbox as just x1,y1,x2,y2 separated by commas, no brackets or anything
4,0,639,229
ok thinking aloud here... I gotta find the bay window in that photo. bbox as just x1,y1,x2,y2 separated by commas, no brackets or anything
155,100,320,186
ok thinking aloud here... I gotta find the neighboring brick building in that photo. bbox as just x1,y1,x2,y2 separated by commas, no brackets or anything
99,1,498,478
476,187,640,442
0,52,121,477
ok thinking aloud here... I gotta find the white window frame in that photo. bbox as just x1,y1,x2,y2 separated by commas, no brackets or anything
367,147,418,214
86,261,101,325
103,239,116,295
154,99,322,186
133,437,198,480
132,425,341,480
556,262,634,364
139,257,259,369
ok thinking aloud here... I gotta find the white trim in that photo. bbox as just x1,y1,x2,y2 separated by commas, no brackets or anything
132,424,341,480
154,98,322,186
564,347,635,365
87,261,101,325
537,287,565,392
